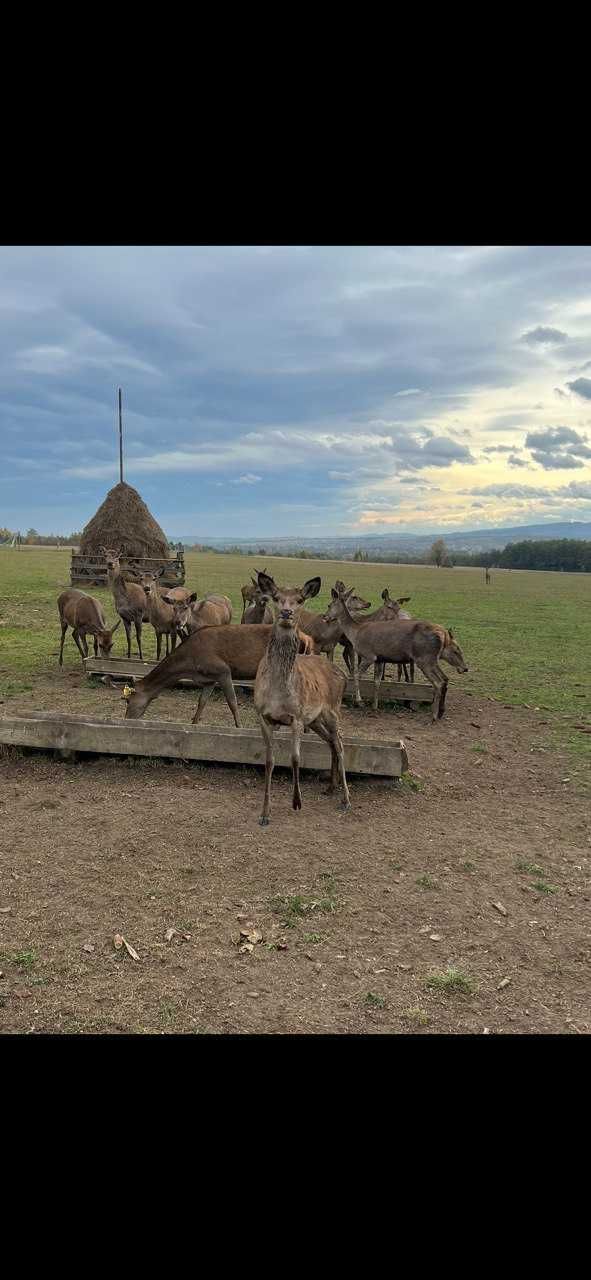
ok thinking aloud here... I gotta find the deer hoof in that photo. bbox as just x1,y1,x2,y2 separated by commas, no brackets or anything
259,816,270,827
339,799,351,813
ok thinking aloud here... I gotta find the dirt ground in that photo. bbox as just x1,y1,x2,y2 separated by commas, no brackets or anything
1,667,589,1035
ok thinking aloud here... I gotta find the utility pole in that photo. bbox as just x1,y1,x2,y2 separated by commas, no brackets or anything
118,387,124,484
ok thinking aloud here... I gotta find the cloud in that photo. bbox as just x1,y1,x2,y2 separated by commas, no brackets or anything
232,473,262,485
393,388,422,397
554,387,569,399
521,326,568,345
566,377,591,400
466,480,591,500
530,451,584,470
507,455,531,468
483,444,515,453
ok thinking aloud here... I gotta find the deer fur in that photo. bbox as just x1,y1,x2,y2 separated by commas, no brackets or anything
299,584,372,663
57,589,120,666
122,623,313,725
240,576,260,622
102,547,148,661
323,587,468,720
253,571,351,826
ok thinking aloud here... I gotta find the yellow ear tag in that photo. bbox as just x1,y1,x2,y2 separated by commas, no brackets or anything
122,684,134,700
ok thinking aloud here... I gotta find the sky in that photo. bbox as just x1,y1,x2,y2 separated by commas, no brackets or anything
2,243,591,538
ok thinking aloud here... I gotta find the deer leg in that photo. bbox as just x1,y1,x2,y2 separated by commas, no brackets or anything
93,636,99,658
58,622,68,666
434,662,449,718
342,639,354,674
72,629,87,662
350,649,363,706
310,717,339,794
191,684,215,724
170,630,177,654
258,716,275,826
291,719,303,811
156,631,162,661
416,660,443,721
323,709,350,811
373,659,385,711
123,618,132,659
135,620,143,662
218,671,241,728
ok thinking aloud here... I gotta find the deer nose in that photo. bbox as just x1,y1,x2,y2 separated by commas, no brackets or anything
280,609,292,620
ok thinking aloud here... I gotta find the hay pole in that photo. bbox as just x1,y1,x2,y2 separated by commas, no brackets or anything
118,387,124,483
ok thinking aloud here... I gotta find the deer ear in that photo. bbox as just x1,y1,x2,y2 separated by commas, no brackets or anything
257,571,278,599
302,577,321,599
448,627,454,639
162,595,175,605
397,596,411,605
111,619,121,634
331,587,338,600
381,588,390,601
189,592,198,603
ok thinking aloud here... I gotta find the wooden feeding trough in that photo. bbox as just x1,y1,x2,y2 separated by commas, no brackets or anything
83,656,435,706
70,550,185,589
0,711,408,778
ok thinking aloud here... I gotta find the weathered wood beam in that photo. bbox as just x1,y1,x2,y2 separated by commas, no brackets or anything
0,711,408,777
83,657,435,704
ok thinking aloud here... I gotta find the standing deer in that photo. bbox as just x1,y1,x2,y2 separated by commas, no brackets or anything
140,570,179,659
323,586,468,719
253,571,351,826
57,589,120,665
241,588,273,625
102,547,148,661
485,568,491,585
240,577,260,621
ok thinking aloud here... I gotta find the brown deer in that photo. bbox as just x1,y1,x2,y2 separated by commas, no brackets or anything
163,591,232,640
323,587,468,719
241,588,274,625
299,583,372,663
253,571,351,826
102,547,148,661
122,623,313,724
240,577,260,621
328,585,413,677
485,568,491,585
57,589,121,666
139,570,179,659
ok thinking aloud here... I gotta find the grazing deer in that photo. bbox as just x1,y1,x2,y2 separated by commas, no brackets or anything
163,591,232,641
253,571,351,826
122,623,313,724
102,547,148,661
323,587,468,720
57,589,120,665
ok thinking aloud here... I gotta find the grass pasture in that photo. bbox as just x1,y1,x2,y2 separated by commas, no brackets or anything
0,547,590,1035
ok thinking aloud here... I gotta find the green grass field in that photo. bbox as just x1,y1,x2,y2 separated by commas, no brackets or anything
1,547,589,755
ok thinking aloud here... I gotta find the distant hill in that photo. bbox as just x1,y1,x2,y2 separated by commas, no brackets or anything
177,521,591,556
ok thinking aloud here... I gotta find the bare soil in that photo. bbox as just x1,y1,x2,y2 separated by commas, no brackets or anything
1,668,589,1035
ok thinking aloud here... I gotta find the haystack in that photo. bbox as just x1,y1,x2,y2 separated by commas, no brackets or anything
79,482,170,558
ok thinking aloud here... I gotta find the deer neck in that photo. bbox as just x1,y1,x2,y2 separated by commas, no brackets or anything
267,624,300,688
336,606,361,642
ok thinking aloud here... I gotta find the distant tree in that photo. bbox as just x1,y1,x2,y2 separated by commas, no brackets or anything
353,548,368,562
429,538,449,567
25,528,39,544
257,547,267,557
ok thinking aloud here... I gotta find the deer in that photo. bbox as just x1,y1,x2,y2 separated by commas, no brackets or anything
323,586,468,720
485,568,491,585
375,588,414,684
253,571,351,826
241,588,274,625
163,591,233,640
57,589,121,666
327,584,413,678
240,577,260,622
102,547,148,661
298,583,372,663
139,570,182,659
122,623,313,725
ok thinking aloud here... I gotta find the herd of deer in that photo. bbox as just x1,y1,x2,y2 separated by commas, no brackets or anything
56,550,469,824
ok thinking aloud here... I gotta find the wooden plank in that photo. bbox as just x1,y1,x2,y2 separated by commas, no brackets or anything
83,657,435,704
0,711,408,778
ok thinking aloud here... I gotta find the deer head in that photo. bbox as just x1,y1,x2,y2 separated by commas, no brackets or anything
441,629,469,673
256,571,321,630
96,620,121,657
